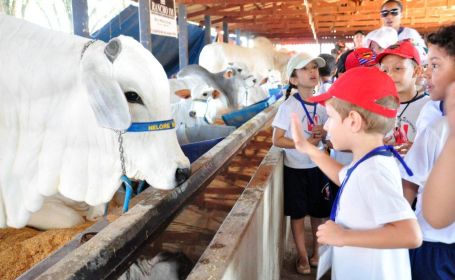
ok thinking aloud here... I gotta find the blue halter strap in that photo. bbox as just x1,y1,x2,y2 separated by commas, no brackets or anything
117,119,176,213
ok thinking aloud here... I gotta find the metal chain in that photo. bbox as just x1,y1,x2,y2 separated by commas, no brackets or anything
116,130,127,176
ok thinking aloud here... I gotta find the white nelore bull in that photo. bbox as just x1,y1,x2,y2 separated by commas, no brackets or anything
0,15,190,228
198,37,291,82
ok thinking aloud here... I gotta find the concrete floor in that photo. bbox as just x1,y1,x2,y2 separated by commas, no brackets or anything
281,216,331,280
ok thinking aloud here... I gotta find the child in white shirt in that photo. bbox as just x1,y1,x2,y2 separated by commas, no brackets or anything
272,52,330,275
423,83,455,228
377,40,430,153
290,67,422,279
401,24,455,280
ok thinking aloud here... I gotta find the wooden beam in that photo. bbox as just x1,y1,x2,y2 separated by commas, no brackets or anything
188,3,243,18
178,0,303,5
193,7,308,17
187,1,304,18
225,15,307,24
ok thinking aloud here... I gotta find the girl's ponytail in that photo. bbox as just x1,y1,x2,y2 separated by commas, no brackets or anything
285,83,295,100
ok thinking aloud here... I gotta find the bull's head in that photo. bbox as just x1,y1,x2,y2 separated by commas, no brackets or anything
80,36,190,200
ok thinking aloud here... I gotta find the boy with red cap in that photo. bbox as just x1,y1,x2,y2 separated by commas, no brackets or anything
290,67,422,279
377,40,430,153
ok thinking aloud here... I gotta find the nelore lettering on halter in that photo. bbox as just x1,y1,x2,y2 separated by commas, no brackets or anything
127,119,176,132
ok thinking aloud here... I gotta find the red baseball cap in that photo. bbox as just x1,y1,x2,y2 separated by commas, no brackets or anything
345,48,377,70
309,67,398,118
375,40,421,65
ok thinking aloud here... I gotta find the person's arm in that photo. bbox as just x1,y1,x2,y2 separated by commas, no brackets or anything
403,179,419,205
423,83,455,228
316,219,422,249
290,113,342,185
272,127,296,149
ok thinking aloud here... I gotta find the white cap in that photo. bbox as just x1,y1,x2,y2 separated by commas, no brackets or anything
365,27,398,49
286,52,326,79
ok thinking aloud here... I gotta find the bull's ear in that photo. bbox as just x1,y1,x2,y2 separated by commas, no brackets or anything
260,77,268,85
175,89,192,99
212,89,221,99
104,38,122,63
224,69,234,79
81,41,131,130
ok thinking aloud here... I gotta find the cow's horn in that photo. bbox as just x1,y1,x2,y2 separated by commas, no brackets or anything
104,38,122,63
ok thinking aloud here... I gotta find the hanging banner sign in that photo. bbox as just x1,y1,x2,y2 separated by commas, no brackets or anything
150,0,177,38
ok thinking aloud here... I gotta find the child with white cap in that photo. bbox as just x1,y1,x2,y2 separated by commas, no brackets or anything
364,26,398,54
272,53,330,274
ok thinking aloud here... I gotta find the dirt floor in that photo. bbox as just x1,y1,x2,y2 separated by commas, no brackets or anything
0,222,94,280
0,126,274,279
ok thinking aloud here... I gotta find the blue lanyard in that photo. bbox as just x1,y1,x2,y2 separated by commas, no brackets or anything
330,145,414,221
439,101,445,116
293,94,317,125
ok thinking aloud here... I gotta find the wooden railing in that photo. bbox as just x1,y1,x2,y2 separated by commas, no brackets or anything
187,146,285,280
19,100,282,280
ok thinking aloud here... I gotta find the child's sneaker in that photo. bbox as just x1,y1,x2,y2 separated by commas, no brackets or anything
296,257,311,275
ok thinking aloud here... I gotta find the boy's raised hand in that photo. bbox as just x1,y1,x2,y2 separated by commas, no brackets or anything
316,220,346,247
291,112,315,154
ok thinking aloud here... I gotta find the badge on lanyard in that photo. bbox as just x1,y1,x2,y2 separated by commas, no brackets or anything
393,124,409,144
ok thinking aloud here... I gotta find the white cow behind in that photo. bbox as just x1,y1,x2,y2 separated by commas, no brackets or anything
169,78,228,128
198,37,291,82
259,69,283,97
0,15,190,229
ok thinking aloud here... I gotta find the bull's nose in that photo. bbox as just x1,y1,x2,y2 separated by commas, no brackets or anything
175,168,191,184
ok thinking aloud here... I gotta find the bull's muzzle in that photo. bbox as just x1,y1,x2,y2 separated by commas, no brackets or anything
175,167,191,184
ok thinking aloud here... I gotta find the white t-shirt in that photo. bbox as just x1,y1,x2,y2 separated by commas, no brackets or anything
401,118,455,243
387,94,430,143
318,81,333,95
398,27,427,63
333,155,416,280
415,99,444,134
272,94,328,169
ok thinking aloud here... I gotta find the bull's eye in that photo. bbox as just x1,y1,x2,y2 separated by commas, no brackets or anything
238,69,242,73
202,92,208,97
125,91,144,105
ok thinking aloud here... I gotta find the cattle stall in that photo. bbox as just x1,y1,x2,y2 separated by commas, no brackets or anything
9,99,284,280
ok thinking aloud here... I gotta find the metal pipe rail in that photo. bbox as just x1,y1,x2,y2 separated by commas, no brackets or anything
19,100,281,280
